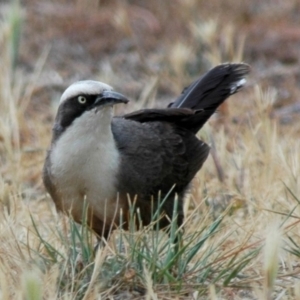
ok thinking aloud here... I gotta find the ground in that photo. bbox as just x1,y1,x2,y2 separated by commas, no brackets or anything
0,0,300,299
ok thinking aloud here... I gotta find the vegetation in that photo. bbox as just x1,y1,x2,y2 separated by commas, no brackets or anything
0,0,299,298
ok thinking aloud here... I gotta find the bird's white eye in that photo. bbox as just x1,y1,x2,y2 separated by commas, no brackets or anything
78,96,87,104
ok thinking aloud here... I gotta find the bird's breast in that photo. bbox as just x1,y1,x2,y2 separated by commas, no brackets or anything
49,116,122,223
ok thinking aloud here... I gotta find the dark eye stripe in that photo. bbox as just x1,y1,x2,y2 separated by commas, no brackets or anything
53,94,98,141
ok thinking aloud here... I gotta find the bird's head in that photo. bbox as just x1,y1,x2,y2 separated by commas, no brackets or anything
53,80,129,136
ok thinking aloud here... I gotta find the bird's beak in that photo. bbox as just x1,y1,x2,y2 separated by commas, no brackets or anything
94,90,129,108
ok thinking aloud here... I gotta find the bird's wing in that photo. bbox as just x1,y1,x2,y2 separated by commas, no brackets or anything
112,118,210,201
122,108,197,122
122,107,215,133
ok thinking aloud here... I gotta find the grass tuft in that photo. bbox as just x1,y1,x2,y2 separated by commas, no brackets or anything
22,269,43,300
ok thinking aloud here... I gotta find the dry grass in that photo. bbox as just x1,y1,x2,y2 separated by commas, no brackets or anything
0,0,300,299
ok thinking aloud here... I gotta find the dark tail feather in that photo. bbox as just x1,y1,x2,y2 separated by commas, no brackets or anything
169,63,250,109
168,63,250,132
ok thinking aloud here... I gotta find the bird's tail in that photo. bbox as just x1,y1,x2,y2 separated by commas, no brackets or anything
168,63,250,133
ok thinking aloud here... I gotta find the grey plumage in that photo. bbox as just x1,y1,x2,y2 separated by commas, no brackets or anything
43,63,250,239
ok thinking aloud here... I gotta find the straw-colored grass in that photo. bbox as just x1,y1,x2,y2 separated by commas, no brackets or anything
1,1,300,299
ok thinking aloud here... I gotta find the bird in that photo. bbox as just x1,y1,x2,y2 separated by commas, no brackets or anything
43,63,250,240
